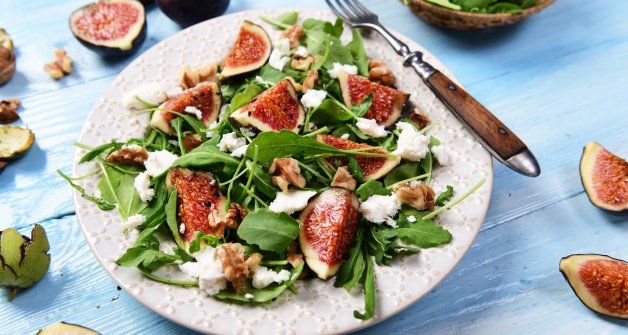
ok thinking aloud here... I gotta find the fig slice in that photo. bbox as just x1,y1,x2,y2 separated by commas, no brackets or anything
37,322,100,335
166,167,228,247
0,126,35,160
338,71,409,127
317,134,400,180
230,79,305,133
219,21,271,80
69,0,147,56
580,141,628,214
299,187,360,279
559,254,628,319
150,81,222,135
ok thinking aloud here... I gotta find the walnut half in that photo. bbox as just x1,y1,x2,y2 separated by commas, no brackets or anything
369,60,395,86
0,99,20,124
280,25,304,49
225,203,248,229
269,157,306,192
302,69,319,92
216,243,262,294
393,182,435,211
106,145,148,165
43,49,72,80
179,63,218,89
331,166,357,191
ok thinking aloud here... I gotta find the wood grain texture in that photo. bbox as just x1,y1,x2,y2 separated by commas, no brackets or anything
1,0,628,334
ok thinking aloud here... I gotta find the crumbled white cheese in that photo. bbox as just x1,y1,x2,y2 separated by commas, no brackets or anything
168,139,179,147
179,247,227,296
166,86,184,98
184,106,203,120
431,144,449,166
205,121,219,138
407,215,417,223
294,46,308,58
269,49,290,71
217,132,247,153
122,144,143,150
328,63,358,79
179,224,186,234
230,144,248,158
360,194,401,227
392,122,429,161
268,190,317,214
144,150,178,177
124,214,146,231
276,38,291,55
252,266,291,289
133,171,155,202
300,89,327,109
340,133,350,139
122,83,167,110
244,293,254,300
356,118,388,138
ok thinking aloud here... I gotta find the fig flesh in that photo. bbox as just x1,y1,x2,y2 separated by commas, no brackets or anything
156,0,230,27
220,21,271,80
37,322,100,335
230,79,305,133
580,141,628,214
560,254,628,319
69,0,147,56
166,168,228,246
338,71,408,127
150,81,222,135
317,134,400,180
299,187,360,279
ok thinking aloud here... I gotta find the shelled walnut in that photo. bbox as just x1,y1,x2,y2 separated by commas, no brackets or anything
43,49,72,79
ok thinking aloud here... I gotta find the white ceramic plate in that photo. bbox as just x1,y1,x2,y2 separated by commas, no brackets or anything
72,8,493,335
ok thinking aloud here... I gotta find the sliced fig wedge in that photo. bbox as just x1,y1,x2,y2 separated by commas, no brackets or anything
220,21,271,80
69,0,147,56
580,141,628,214
560,254,628,319
338,71,409,127
230,79,305,133
166,167,228,246
150,81,221,135
317,134,400,180
299,187,360,279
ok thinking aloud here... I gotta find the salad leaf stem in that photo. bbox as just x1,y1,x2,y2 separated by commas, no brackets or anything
139,268,199,286
57,169,116,210
385,173,430,190
98,159,128,218
238,183,269,208
297,161,330,183
303,126,329,137
423,178,486,220
420,119,443,134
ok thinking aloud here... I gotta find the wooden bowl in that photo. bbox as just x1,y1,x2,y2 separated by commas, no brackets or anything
405,0,555,30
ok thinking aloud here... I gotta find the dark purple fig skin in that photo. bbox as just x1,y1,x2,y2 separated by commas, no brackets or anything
156,0,230,26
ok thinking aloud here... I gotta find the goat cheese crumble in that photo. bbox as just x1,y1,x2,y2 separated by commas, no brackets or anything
360,194,401,227
356,118,388,138
431,145,449,166
217,132,247,154
144,150,178,177
184,106,203,120
407,215,417,223
124,214,146,231
392,122,429,161
122,83,167,110
179,247,227,296
328,63,358,78
179,224,186,234
300,89,327,109
276,38,291,55
294,46,308,57
244,293,254,300
269,190,317,214
230,144,248,158
340,133,350,139
133,171,155,202
252,266,291,289
268,49,290,71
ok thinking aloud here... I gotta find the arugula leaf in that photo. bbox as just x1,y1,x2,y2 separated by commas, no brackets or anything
354,247,375,320
172,145,240,170
79,141,122,163
116,247,181,272
302,18,344,55
97,161,146,219
261,12,299,30
334,228,364,291
351,94,373,118
364,225,397,265
395,219,452,248
310,99,355,125
57,169,116,210
257,65,305,85
138,183,168,229
435,185,454,207
117,172,148,218
346,156,364,182
237,209,300,253
355,180,391,201
165,188,185,249
346,29,369,77
230,84,263,111
322,39,354,70
383,162,421,188
189,231,224,254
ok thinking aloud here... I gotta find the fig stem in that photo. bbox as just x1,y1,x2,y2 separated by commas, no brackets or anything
423,178,486,220
7,287,17,302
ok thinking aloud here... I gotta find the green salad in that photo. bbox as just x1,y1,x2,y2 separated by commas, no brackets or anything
59,12,484,320
408,0,539,13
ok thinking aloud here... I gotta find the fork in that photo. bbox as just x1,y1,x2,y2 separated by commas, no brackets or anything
325,0,541,177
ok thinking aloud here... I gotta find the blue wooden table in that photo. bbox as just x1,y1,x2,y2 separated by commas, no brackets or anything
1,0,627,334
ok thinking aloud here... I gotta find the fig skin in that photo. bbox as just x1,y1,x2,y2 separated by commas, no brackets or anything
559,254,628,319
579,141,628,215
219,21,271,81
156,0,230,27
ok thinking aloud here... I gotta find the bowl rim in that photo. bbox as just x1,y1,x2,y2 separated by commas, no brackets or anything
408,0,556,19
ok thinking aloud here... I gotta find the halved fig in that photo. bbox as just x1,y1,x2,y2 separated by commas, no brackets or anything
219,21,271,80
166,168,228,247
0,126,35,160
580,141,628,214
69,0,147,56
37,322,100,335
299,187,360,279
230,79,305,133
317,134,400,180
338,71,408,127
150,81,221,135
560,254,628,319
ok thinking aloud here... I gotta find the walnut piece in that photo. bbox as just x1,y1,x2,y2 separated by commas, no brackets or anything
407,107,430,130
0,99,20,124
225,203,248,229
290,56,313,71
269,157,306,192
179,63,218,89
216,243,262,294
393,182,435,211
369,60,395,86
106,146,148,165
331,166,357,191
43,49,72,80
0,45,15,85
287,242,303,268
302,69,319,92
280,25,304,48
285,76,302,93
